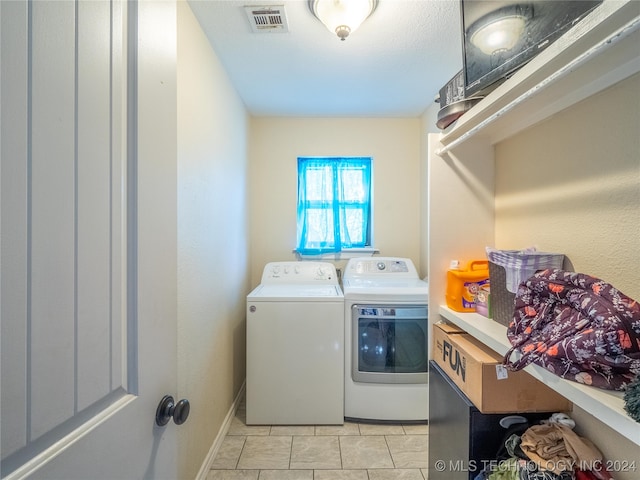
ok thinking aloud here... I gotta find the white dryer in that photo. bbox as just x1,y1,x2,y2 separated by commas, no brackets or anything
342,257,429,422
246,261,344,425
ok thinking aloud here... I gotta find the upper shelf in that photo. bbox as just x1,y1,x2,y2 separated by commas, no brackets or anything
439,305,640,447
438,0,640,154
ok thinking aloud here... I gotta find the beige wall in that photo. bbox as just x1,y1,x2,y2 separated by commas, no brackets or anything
494,73,640,300
249,117,423,287
494,73,640,477
177,3,250,479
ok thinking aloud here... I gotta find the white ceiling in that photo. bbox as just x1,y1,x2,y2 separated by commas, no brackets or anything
187,0,464,117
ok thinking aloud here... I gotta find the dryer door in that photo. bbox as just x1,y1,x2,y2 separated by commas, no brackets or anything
351,305,428,384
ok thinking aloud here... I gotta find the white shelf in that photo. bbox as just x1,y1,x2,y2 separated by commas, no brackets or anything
438,0,640,153
439,305,640,447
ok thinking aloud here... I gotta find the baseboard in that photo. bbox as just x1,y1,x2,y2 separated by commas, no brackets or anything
194,381,246,480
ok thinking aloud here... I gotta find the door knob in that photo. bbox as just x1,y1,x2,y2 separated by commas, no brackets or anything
155,395,190,426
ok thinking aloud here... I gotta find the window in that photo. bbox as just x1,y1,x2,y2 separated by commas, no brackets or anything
296,157,372,255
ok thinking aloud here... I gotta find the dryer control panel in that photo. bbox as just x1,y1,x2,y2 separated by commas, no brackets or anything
344,257,418,279
260,261,338,284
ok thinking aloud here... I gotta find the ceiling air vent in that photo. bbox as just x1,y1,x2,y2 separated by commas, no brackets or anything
244,5,289,33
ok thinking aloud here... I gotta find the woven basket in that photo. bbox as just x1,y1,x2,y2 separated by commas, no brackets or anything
488,262,517,327
486,249,565,327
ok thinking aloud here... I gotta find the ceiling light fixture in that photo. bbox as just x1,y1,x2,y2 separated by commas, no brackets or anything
309,0,378,41
468,5,531,56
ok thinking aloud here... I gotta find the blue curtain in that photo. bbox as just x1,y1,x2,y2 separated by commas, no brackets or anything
297,157,371,255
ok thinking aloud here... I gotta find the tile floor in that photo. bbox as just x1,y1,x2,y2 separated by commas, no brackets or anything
206,398,429,480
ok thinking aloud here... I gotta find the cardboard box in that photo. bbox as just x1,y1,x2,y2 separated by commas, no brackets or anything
435,322,466,336
432,323,572,414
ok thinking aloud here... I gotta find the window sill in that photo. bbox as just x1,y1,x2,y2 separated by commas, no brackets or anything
293,248,380,261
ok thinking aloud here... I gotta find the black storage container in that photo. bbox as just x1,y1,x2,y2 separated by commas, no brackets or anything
428,361,553,479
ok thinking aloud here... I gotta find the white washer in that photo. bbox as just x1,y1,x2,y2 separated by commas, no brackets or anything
246,261,344,425
342,257,429,422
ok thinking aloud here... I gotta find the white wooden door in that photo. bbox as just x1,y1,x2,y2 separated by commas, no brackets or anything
1,1,179,478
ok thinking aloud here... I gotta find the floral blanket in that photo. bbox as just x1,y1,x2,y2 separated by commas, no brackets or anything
503,269,640,390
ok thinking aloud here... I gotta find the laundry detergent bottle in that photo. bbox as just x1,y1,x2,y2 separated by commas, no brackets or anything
445,260,490,313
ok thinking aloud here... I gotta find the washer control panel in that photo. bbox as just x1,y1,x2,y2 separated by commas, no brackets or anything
260,261,338,284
